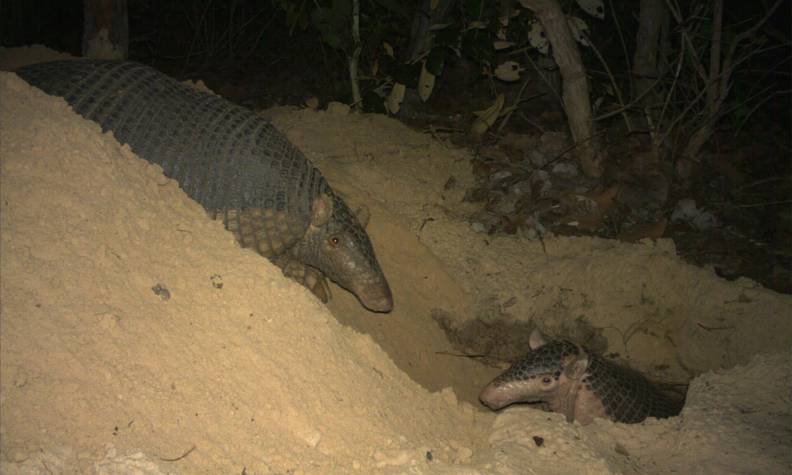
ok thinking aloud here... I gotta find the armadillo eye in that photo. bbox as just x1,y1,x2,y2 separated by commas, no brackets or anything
542,377,552,384
329,236,340,247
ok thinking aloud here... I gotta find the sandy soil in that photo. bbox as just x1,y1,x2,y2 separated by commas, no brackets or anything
1,46,791,474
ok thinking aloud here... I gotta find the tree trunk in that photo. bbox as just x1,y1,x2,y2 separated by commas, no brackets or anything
679,0,723,179
83,0,128,60
349,0,363,110
519,0,601,177
403,0,456,62
633,0,666,108
633,0,667,162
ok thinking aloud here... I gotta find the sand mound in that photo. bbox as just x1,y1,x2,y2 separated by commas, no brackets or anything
0,71,487,474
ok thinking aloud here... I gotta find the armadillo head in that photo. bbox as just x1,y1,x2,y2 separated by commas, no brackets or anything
293,193,393,313
479,330,588,410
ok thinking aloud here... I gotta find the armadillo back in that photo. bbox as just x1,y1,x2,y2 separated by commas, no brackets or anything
16,59,326,250
586,354,683,423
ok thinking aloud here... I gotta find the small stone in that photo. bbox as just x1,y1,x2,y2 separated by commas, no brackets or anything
490,169,512,183
528,150,549,167
151,283,170,301
4,447,29,463
305,97,320,110
12,368,28,388
373,449,411,467
508,179,531,196
326,102,350,115
304,431,322,448
551,161,579,178
455,446,473,463
470,221,488,233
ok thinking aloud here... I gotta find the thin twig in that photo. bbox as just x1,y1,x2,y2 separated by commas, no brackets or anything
734,176,792,192
579,29,633,131
592,75,666,122
517,111,547,134
608,0,633,100
523,51,563,105
538,130,607,172
727,85,778,134
159,445,197,462
736,200,792,209
707,0,723,117
656,43,686,138
495,78,542,135
183,0,213,72
435,351,491,359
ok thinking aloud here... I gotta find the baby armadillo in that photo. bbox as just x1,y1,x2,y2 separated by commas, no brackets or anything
479,330,684,425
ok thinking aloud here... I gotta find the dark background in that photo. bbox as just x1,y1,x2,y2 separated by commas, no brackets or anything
2,0,790,293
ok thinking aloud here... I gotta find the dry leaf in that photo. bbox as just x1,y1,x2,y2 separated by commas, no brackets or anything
385,82,406,114
493,40,515,50
566,16,590,47
576,0,605,19
429,22,453,31
470,118,490,138
471,94,505,137
383,42,394,58
590,184,619,214
527,21,549,54
557,185,620,231
525,16,591,53
473,94,505,123
617,218,667,242
418,61,436,102
494,61,522,81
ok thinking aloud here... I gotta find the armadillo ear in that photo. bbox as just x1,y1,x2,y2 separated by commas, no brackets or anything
529,329,548,350
355,205,371,228
311,194,334,227
563,353,589,380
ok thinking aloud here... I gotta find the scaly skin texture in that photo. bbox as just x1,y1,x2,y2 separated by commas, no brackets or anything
17,59,392,312
479,330,684,424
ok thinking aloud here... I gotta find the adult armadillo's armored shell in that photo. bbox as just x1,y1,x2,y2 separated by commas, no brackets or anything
17,60,392,312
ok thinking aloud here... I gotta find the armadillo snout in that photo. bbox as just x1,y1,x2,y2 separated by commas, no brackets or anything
353,279,393,313
479,383,519,410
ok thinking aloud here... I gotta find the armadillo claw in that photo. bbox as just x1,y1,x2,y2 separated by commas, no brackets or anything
277,258,332,303
300,267,332,303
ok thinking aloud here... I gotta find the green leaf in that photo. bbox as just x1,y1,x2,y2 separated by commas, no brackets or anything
426,47,446,76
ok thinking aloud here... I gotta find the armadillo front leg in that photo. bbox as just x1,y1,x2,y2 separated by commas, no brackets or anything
212,208,331,302
271,255,332,303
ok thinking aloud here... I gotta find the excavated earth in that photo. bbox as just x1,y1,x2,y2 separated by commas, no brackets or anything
1,46,791,474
